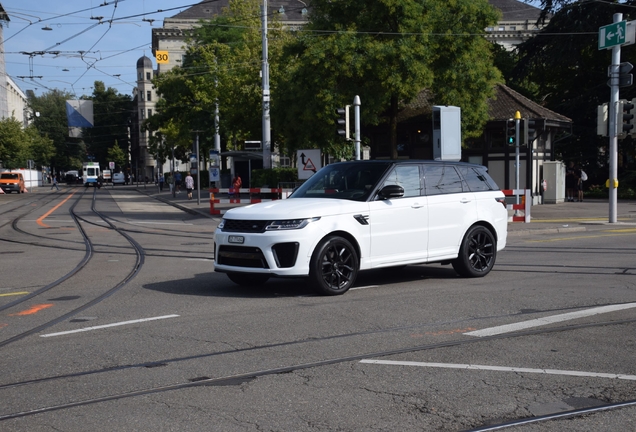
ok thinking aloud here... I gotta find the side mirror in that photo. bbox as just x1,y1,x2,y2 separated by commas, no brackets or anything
377,184,404,200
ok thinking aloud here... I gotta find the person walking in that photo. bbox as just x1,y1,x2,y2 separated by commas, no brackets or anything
174,172,182,194
231,174,242,198
167,173,175,196
565,161,578,202
50,176,60,191
159,173,164,191
185,173,194,200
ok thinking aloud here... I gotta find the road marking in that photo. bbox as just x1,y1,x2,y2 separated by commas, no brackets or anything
464,303,636,337
359,360,636,381
9,304,54,316
527,231,636,243
128,221,193,225
0,291,29,297
36,191,77,228
351,285,379,291
40,314,180,337
185,258,213,261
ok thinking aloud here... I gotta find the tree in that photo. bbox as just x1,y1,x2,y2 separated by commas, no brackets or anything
107,143,127,172
513,0,636,174
274,0,502,159
28,89,84,172
82,81,133,165
0,118,54,169
148,0,290,160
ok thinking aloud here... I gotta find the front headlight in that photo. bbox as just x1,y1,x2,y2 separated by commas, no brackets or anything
218,219,225,229
265,217,320,230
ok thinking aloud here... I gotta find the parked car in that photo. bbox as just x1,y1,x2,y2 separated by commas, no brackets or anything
214,160,508,295
0,172,26,194
112,173,125,185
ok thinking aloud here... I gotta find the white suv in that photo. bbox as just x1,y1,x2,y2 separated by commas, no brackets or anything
214,160,508,295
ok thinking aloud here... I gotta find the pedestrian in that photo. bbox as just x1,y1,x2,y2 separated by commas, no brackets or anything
174,171,182,194
577,165,587,202
167,173,174,194
231,174,242,198
565,161,578,202
50,176,60,191
159,173,164,191
185,173,194,200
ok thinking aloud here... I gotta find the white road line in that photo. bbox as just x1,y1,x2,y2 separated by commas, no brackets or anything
128,221,193,225
40,314,180,337
359,360,636,381
351,285,379,291
464,303,636,337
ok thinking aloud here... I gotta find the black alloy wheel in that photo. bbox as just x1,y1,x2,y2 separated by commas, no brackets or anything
309,236,359,295
452,225,497,278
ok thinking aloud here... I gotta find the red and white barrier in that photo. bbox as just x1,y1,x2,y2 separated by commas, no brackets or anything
502,189,531,223
208,188,293,215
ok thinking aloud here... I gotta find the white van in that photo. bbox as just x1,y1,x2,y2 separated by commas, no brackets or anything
112,173,126,185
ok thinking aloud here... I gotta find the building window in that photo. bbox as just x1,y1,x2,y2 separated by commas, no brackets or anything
140,109,145,119
138,72,142,80
148,109,152,118
498,26,505,31
510,26,516,31
146,72,151,80
146,91,152,101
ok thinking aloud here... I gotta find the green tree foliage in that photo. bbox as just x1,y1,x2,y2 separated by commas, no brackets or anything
107,142,127,171
28,89,84,171
148,0,290,162
274,0,502,159
514,1,636,174
0,118,54,169
81,81,133,166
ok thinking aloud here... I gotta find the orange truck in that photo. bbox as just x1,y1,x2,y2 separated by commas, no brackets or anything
0,172,26,194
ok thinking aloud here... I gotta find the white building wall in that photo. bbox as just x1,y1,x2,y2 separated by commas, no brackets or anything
6,76,28,126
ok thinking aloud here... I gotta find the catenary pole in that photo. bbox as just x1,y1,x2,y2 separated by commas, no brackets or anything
261,0,271,169
608,13,622,223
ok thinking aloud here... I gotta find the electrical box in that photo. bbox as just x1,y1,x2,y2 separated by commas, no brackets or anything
432,106,461,161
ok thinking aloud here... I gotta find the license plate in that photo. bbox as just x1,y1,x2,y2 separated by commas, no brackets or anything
228,235,244,244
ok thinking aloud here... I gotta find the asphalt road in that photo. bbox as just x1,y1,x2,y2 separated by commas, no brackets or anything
0,187,635,431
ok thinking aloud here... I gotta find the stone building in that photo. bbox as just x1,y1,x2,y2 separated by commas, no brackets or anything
131,56,158,182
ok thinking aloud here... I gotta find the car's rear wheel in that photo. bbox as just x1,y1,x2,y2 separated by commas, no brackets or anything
227,273,270,286
452,225,497,277
309,236,358,295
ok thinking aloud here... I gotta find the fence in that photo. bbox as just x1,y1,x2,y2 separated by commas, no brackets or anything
503,189,531,223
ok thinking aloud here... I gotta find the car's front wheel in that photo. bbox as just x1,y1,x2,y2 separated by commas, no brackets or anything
227,273,270,286
452,225,497,277
309,236,358,295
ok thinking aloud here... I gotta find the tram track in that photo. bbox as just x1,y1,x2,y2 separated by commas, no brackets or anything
0,188,144,348
0,314,634,423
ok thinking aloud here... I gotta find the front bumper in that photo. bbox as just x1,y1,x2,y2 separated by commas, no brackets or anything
214,226,324,277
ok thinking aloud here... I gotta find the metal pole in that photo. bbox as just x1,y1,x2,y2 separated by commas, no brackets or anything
514,110,521,205
354,95,361,160
261,0,271,169
196,133,201,205
609,13,622,223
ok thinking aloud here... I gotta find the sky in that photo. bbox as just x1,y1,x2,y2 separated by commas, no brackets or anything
2,0,546,100
2,0,196,98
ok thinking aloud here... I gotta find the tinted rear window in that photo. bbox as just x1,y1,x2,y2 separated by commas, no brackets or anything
457,166,498,191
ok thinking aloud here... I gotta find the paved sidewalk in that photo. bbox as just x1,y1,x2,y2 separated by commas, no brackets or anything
136,186,636,236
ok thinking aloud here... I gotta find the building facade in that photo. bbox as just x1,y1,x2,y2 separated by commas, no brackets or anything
131,56,158,182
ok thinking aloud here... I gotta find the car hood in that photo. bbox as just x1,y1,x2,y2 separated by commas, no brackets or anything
223,198,368,220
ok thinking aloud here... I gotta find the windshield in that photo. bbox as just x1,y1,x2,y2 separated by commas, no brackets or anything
1,174,19,180
290,161,391,202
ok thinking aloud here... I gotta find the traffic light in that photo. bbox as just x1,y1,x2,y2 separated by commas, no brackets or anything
618,99,635,139
505,119,516,145
336,105,350,140
523,118,537,145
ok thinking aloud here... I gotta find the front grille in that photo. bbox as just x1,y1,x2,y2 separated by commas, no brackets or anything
222,220,269,233
217,245,269,268
272,242,299,268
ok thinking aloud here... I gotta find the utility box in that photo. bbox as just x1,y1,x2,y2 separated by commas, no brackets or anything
543,161,565,204
432,106,461,161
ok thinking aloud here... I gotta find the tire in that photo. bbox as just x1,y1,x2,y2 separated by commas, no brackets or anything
452,225,497,278
227,273,270,286
309,236,359,295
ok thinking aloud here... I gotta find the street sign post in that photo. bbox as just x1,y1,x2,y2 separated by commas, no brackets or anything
599,21,636,50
